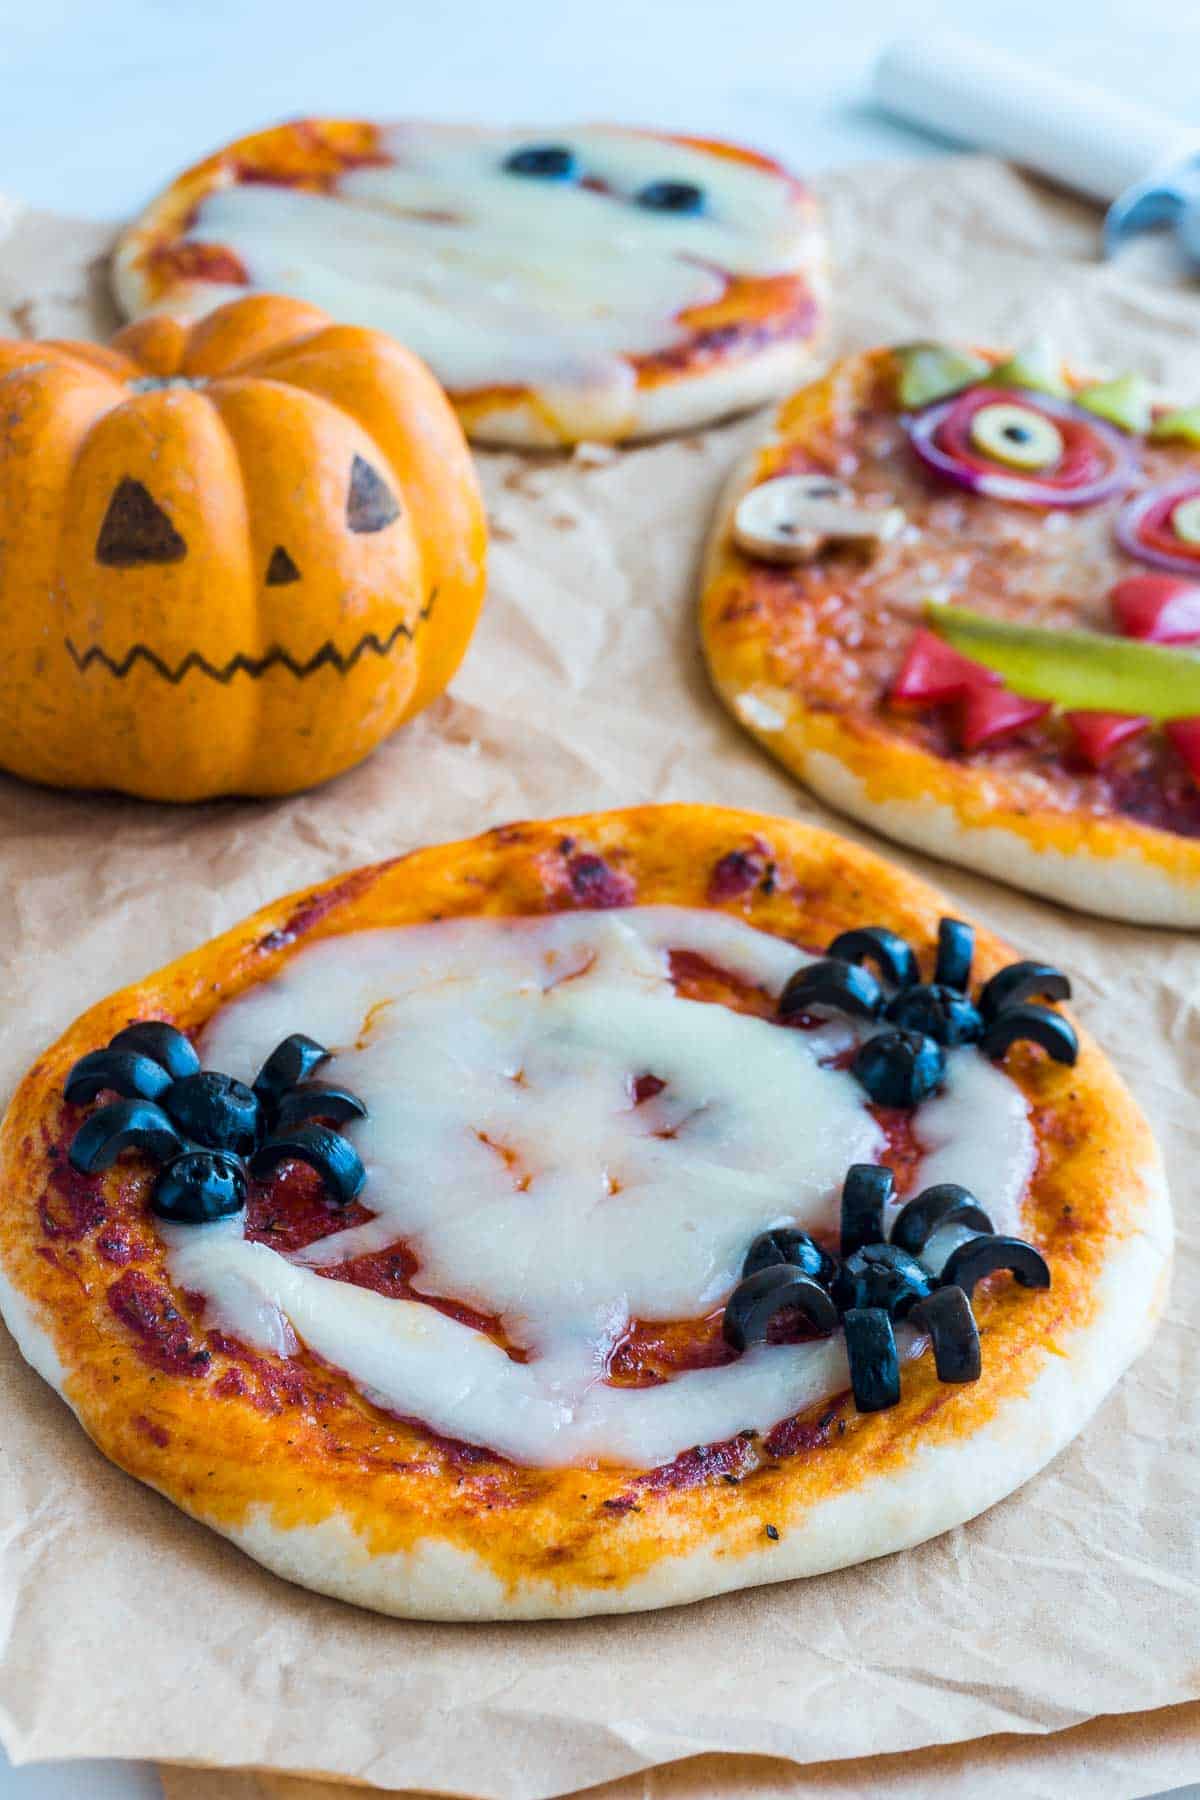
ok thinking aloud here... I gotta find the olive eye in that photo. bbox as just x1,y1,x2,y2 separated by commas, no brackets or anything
1171,495,1200,546
635,180,705,214
969,402,1063,471
503,144,578,180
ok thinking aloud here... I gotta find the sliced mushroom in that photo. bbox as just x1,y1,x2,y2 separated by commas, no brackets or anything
733,474,905,565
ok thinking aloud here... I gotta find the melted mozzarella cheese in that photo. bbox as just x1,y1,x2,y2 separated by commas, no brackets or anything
176,125,812,438
172,906,1034,1468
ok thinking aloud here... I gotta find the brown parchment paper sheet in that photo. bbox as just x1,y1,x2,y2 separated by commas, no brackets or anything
1,156,1200,1800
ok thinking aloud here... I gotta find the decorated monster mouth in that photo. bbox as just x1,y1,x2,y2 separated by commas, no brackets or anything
64,591,437,686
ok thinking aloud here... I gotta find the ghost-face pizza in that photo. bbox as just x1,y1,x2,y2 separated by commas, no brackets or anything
701,345,1200,924
0,807,1168,1620
112,118,828,447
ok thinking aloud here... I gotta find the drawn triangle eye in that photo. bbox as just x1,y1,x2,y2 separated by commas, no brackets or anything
265,545,301,586
96,478,188,566
346,455,401,534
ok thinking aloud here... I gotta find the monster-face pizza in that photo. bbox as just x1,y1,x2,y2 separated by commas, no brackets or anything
702,345,1200,924
112,118,828,446
0,808,1168,1619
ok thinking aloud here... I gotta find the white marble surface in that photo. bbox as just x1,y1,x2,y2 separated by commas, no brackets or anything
1,1,1197,1795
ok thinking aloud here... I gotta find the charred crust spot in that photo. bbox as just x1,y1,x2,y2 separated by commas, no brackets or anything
346,455,401,533
96,478,187,567
265,545,301,586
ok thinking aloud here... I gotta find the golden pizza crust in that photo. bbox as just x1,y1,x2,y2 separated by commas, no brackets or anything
0,807,1170,1617
700,351,1200,925
112,119,830,447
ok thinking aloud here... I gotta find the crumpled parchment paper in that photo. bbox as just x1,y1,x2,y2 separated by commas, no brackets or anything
1,155,1199,1800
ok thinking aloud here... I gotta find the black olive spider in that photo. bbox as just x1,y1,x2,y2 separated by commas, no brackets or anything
722,1164,1050,1413
777,916,1078,1108
65,1022,367,1224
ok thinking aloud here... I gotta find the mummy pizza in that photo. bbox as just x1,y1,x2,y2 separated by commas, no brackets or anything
112,118,828,446
702,345,1200,924
0,808,1168,1619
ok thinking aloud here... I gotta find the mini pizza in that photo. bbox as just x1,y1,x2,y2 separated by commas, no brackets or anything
701,345,1200,924
112,118,828,447
0,807,1169,1620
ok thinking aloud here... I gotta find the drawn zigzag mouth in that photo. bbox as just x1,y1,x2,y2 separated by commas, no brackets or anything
65,594,436,686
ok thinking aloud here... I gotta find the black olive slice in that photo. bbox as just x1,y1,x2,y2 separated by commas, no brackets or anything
108,1021,201,1079
272,1082,369,1132
252,1034,331,1106
843,1307,901,1412
884,983,982,1047
850,1030,945,1108
636,179,704,213
165,1072,261,1156
503,144,577,180
833,1242,933,1318
722,1266,839,1352
64,1048,173,1106
934,918,975,991
979,1003,1079,1066
890,1183,994,1257
778,959,882,1022
249,1124,366,1206
939,1234,1051,1299
68,1100,185,1174
151,1150,247,1225
827,926,918,990
910,1285,981,1383
978,961,1072,1022
742,1227,838,1288
840,1162,894,1256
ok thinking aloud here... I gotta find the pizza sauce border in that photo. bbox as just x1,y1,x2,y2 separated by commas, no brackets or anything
700,348,1200,890
113,117,827,421
0,806,1160,1601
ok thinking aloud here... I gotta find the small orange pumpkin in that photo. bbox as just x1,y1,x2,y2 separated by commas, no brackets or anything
0,295,487,800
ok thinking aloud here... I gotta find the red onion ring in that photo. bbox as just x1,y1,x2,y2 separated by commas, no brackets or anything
905,387,1135,509
1115,480,1200,574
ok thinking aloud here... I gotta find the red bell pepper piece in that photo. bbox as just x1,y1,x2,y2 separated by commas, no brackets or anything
891,628,1001,704
1166,717,1200,782
958,685,1050,751
1064,710,1151,768
1111,574,1200,644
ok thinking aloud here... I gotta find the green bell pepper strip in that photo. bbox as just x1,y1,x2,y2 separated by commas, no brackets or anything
926,603,1200,721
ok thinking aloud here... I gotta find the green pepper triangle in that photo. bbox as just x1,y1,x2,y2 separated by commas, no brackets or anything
1077,373,1152,434
895,343,990,409
1151,406,1200,446
985,341,1069,398
926,603,1200,721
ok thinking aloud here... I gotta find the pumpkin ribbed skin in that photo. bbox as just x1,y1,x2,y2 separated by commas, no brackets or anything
0,295,487,800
